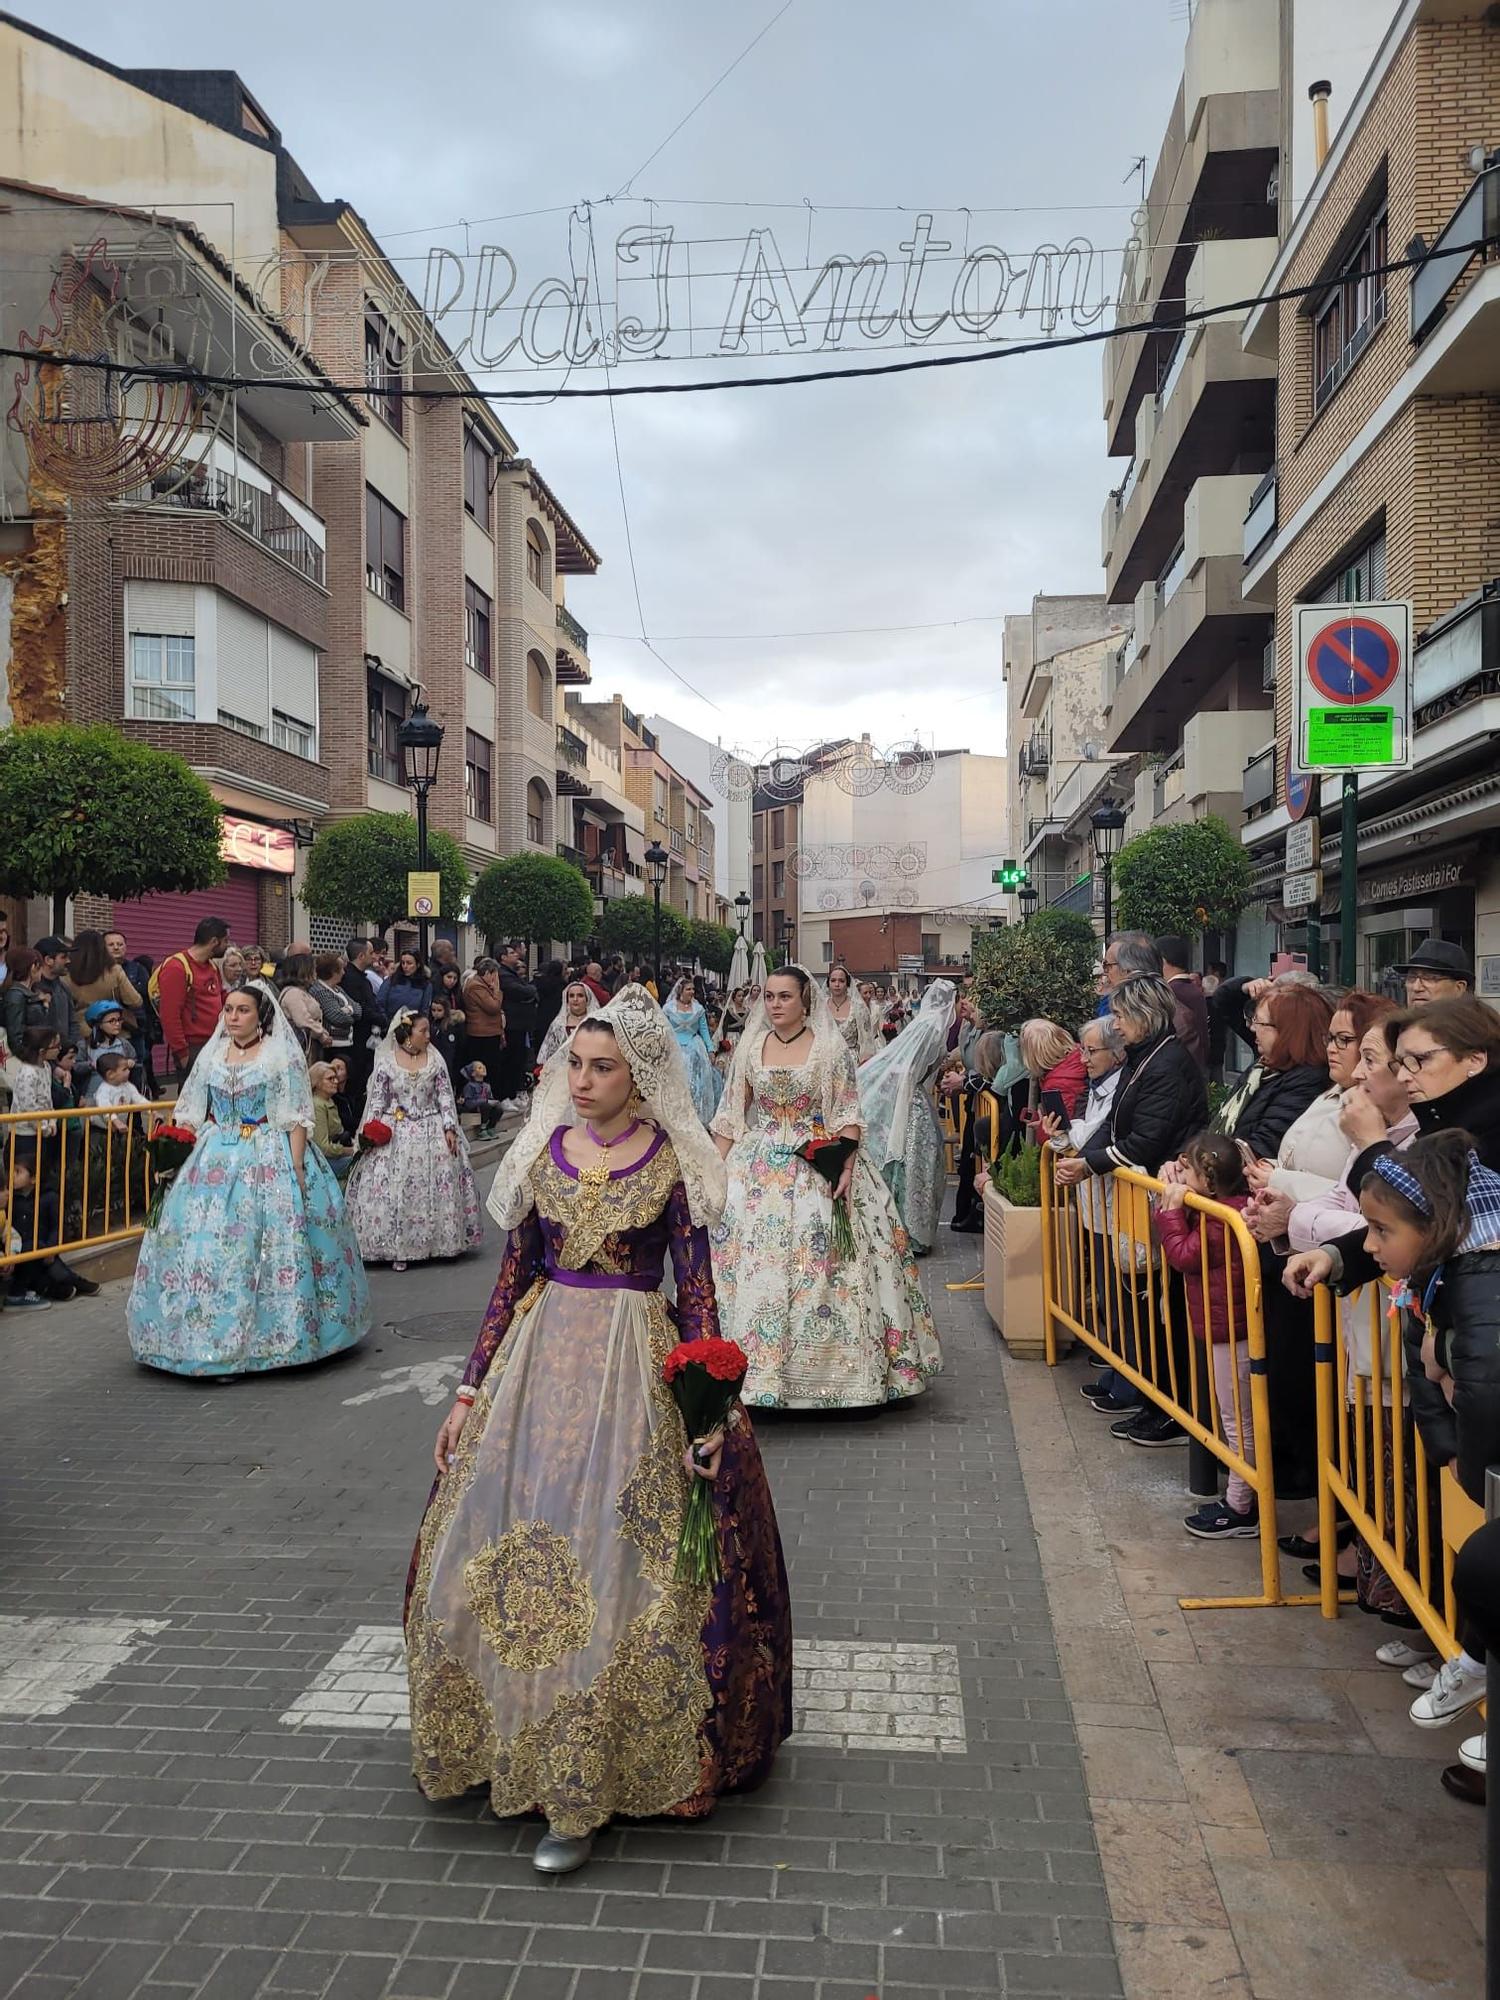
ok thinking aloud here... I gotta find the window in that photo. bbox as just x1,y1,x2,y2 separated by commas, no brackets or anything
772,860,786,899
463,424,492,527
218,710,266,741
273,710,315,758
771,808,785,847
1311,205,1388,412
365,487,407,610
653,777,668,825
752,863,765,902
526,778,547,845
526,650,550,719
821,940,833,965
129,633,196,721
364,305,405,435
526,522,548,591
465,580,492,677
464,730,493,823
366,669,409,783
1312,528,1387,605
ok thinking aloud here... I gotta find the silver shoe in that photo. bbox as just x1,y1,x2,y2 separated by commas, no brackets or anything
533,1828,595,1875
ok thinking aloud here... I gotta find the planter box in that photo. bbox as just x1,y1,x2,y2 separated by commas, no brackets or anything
982,1180,1067,1360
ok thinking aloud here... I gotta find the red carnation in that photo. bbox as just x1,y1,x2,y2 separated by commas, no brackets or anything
151,1123,197,1147
661,1337,749,1584
360,1119,394,1147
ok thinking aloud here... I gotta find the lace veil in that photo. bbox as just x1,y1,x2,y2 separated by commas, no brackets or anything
858,978,956,1173
175,977,315,1135
713,962,854,1145
487,983,727,1231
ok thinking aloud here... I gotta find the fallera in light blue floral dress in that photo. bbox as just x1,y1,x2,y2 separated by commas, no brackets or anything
126,1049,369,1378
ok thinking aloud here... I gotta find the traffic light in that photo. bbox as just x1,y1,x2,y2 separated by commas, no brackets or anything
993,859,1029,890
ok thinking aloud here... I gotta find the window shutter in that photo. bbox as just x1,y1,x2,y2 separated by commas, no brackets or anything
125,581,195,637
270,625,317,728
217,598,272,731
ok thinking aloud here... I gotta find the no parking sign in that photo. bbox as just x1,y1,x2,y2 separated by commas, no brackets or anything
1293,600,1412,771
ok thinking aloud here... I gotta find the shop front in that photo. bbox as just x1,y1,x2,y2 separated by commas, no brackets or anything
111,815,298,967
1353,847,1477,999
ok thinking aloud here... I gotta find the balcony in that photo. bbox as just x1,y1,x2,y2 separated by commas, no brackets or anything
1018,729,1052,780
669,829,686,855
1406,161,1500,393
121,449,326,585
1243,466,1277,564
1105,311,1277,602
556,841,589,871
555,724,592,797
1242,742,1277,822
555,602,591,686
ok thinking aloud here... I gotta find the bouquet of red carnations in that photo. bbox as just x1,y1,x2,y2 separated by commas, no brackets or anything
662,1336,749,1585
145,1122,197,1228
358,1118,393,1151
795,1133,858,1262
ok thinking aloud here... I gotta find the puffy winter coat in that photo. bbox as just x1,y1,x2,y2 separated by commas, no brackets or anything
1376,1252,1500,1505
1080,1030,1208,1180
1154,1194,1252,1345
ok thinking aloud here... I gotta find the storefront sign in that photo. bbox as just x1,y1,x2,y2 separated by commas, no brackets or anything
220,816,295,875
1362,858,1469,903
1294,602,1413,772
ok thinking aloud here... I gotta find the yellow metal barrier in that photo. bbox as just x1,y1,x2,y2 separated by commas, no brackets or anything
1039,1148,1296,1610
1,1102,158,1270
1311,1283,1478,1655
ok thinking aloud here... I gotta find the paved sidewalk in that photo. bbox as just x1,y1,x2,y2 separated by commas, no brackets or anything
0,1202,1119,1999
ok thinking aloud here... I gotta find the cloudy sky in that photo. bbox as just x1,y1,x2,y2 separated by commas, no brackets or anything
63,0,1188,764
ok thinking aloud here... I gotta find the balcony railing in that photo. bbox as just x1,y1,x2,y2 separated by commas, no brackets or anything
1412,160,1500,344
1050,875,1096,917
124,464,324,584
669,829,686,855
557,602,590,654
556,724,588,770
1158,540,1187,604
556,841,588,870
1243,465,1277,563
1155,331,1189,414
1262,635,1277,693
1019,730,1052,779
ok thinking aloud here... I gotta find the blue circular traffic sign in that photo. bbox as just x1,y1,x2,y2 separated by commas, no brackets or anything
1305,616,1400,705
1285,766,1315,821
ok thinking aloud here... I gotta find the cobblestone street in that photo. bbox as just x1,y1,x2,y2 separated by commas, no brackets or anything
0,1197,1117,2000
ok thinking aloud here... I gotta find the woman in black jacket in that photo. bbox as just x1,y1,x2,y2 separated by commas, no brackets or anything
1217,981,1332,1158
1056,976,1208,1441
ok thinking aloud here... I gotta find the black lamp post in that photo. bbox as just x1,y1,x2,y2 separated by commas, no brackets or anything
781,920,796,968
1018,883,1039,924
397,697,446,962
734,890,750,938
645,839,669,995
1089,797,1128,940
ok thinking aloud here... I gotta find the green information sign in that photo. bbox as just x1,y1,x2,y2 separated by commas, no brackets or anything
1305,705,1396,768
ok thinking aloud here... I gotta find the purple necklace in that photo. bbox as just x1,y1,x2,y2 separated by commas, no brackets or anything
586,1116,642,1151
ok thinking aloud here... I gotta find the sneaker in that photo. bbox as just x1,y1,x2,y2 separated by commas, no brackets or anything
1080,1380,1116,1404
1119,1410,1187,1448
5,1292,52,1311
1184,1501,1259,1540
1409,1654,1487,1728
1460,1731,1486,1775
1375,1637,1436,1672
1403,1660,1439,1691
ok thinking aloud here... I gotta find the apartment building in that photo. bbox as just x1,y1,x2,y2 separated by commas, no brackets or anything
0,16,598,960
0,173,359,957
648,714,752,920
1239,0,1500,989
793,741,1008,982
1001,595,1131,923
1098,0,1282,962
556,706,647,911
565,694,719,926
751,759,805,960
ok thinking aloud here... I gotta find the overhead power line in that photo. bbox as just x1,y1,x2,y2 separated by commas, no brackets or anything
2,235,1488,405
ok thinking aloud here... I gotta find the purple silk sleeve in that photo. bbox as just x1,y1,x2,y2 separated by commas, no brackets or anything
460,1208,544,1390
666,1178,721,1344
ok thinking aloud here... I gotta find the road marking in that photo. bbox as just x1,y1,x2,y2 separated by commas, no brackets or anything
0,1615,170,1718
280,1627,966,1753
342,1357,468,1408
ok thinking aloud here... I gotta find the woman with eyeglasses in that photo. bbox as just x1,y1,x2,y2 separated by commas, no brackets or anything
1211,981,1333,1162
1287,998,1500,1304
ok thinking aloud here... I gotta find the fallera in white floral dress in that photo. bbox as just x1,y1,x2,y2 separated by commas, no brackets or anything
710,1036,941,1409
344,1051,483,1266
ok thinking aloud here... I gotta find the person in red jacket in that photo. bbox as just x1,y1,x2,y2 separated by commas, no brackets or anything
1153,1132,1254,1541
1019,1019,1088,1134
156,916,230,1088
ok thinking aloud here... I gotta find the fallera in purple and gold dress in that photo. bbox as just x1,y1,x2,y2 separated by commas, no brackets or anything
404,1126,792,1838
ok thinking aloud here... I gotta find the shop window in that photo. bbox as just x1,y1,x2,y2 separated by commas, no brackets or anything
130,633,196,721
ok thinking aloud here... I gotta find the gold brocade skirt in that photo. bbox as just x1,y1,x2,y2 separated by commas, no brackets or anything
404,1279,713,1837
